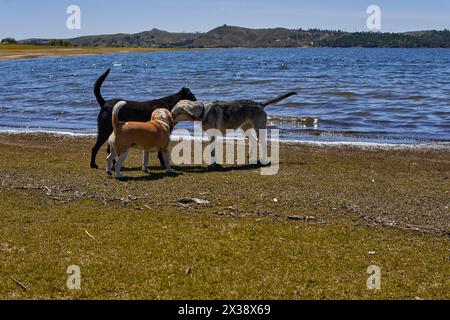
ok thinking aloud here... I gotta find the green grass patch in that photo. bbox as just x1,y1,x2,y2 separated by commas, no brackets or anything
0,133,449,299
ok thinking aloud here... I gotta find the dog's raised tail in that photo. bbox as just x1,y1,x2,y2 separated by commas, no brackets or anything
94,68,111,108
261,91,298,108
112,101,127,131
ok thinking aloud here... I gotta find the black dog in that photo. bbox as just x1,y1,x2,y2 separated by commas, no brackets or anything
91,69,197,169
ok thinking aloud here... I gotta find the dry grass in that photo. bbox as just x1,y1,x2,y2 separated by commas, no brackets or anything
0,133,449,299
0,44,190,60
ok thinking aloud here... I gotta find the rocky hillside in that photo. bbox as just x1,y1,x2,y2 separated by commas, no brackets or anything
188,26,344,47
20,25,450,48
69,28,196,48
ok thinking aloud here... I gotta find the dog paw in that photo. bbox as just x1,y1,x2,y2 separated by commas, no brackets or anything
257,161,271,167
91,164,99,169
106,171,112,176
115,174,125,180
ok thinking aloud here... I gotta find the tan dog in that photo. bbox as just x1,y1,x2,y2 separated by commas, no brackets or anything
107,101,175,179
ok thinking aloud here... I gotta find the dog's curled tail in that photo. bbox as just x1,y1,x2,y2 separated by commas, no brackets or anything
94,68,111,108
112,101,127,131
261,91,298,108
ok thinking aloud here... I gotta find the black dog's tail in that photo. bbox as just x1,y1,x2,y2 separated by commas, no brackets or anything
261,91,298,108
94,68,111,108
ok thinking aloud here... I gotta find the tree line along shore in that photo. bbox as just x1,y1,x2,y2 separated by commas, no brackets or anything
4,25,450,49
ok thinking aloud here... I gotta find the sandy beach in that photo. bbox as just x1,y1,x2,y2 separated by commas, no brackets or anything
0,44,189,60
0,132,448,299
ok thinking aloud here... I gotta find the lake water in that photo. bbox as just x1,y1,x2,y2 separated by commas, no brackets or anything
0,48,449,144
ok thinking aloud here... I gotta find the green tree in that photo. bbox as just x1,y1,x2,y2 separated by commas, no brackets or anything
48,39,72,47
1,38,17,44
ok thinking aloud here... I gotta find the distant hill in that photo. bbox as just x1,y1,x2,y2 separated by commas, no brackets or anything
19,25,450,48
70,28,196,48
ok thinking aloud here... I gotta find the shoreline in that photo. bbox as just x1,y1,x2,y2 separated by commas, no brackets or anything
0,44,195,61
1,130,449,151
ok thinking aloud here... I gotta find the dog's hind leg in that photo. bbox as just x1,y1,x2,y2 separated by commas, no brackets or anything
142,151,150,172
207,135,216,169
247,129,259,165
206,133,223,170
161,150,177,174
115,150,128,180
210,135,216,165
157,151,165,169
91,132,111,169
256,128,269,165
107,144,117,168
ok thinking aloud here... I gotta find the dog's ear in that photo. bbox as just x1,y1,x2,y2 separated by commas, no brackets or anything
150,110,157,121
180,105,195,117
167,112,175,130
180,87,197,102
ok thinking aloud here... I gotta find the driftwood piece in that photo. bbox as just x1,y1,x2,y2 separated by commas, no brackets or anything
287,215,319,222
11,276,28,291
84,230,96,241
175,198,210,206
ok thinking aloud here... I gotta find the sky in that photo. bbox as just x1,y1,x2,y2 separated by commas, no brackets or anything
0,0,449,40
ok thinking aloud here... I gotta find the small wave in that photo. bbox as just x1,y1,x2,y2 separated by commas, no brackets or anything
281,139,450,151
347,111,371,117
410,95,427,100
310,74,330,79
279,102,311,108
362,92,396,99
278,127,450,143
234,79,273,85
268,115,318,127
322,91,358,97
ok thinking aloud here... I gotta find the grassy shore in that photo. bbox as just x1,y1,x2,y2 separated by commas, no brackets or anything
0,133,449,299
0,44,188,60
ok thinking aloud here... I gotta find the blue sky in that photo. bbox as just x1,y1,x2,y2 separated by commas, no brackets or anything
1,0,449,40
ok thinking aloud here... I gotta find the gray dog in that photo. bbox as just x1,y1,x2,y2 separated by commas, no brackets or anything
171,91,297,169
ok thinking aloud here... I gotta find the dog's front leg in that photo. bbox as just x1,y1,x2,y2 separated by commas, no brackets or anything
210,135,216,165
142,151,149,172
162,150,177,174
106,147,116,176
207,133,217,165
206,133,223,170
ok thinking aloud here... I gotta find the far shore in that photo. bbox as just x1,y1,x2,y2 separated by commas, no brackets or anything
2,44,447,61
0,44,193,61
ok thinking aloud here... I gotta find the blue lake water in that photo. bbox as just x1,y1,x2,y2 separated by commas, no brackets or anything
0,48,449,144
